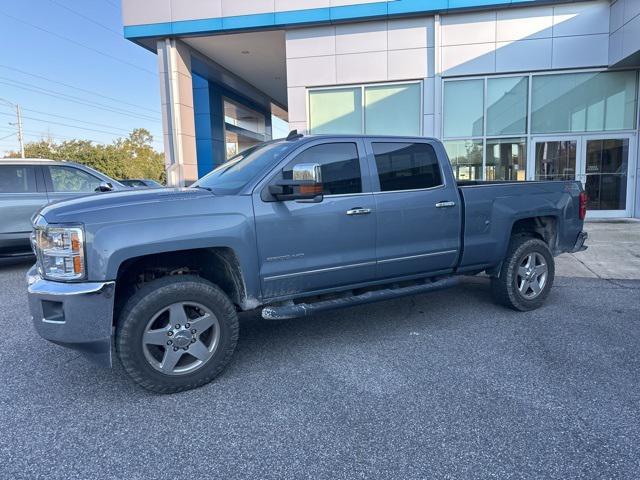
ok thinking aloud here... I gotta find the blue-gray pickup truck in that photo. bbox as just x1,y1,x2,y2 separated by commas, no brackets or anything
27,134,588,393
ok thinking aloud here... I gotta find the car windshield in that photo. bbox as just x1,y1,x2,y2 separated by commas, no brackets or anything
192,141,292,195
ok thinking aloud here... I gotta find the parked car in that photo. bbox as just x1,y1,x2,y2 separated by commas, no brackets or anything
27,134,587,393
0,159,123,257
120,178,164,188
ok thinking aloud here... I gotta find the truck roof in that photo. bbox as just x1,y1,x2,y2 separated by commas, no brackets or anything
0,158,77,166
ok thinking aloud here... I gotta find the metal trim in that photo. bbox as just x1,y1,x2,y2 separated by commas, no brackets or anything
378,249,458,264
264,261,376,281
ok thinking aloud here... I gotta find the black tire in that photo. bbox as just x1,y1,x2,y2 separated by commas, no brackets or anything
491,235,555,311
116,275,239,393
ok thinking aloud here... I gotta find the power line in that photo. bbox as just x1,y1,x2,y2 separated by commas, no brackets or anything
0,77,161,122
0,111,162,144
20,107,147,134
0,65,161,114
0,9,156,76
47,0,122,36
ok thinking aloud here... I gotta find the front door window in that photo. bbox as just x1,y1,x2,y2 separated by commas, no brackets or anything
584,139,629,211
534,140,577,181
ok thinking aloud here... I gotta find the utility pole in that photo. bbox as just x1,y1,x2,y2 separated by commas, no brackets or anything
16,104,25,158
0,97,25,157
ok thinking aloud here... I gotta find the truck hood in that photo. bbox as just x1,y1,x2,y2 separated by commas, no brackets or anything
38,187,214,225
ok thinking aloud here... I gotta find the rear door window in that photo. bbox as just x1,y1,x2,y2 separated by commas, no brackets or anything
0,165,37,193
283,143,362,195
372,142,443,192
48,166,103,193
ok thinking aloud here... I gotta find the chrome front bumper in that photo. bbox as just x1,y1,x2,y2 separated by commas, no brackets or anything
27,266,115,367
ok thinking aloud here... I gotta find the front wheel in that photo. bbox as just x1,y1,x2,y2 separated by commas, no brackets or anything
116,275,239,393
491,236,555,311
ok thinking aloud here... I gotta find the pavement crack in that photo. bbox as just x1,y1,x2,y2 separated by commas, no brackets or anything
570,254,636,290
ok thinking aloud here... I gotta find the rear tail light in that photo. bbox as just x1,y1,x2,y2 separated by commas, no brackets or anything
579,191,587,220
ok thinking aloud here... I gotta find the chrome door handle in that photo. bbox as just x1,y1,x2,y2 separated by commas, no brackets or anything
435,201,456,208
346,207,372,216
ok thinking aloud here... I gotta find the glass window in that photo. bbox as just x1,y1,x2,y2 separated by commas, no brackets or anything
0,165,37,193
585,139,629,210
49,166,102,193
444,140,483,181
531,71,638,134
485,138,527,181
364,84,421,136
443,79,484,138
194,141,292,195
487,77,528,136
309,88,362,135
284,143,362,195
372,142,442,191
534,140,577,181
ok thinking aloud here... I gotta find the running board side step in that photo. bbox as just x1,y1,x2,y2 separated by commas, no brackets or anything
262,276,458,320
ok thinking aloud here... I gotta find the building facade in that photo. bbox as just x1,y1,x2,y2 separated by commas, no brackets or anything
122,0,640,219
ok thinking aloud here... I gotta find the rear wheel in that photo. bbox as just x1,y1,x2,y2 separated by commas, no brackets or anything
116,275,239,393
491,236,555,311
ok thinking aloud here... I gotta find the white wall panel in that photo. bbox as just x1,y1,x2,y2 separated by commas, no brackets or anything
496,6,553,41
287,56,337,87
171,0,222,22
335,21,387,54
287,87,307,122
553,2,609,37
553,34,609,68
221,0,275,17
336,51,388,83
495,38,552,71
123,0,170,25
441,11,496,46
286,26,336,58
441,43,495,76
275,0,329,12
388,17,432,49
388,48,427,80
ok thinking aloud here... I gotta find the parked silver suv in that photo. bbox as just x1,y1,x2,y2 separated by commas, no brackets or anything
0,159,123,257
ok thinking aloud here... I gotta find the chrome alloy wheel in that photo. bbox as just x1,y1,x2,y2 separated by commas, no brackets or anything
516,252,548,300
142,302,220,376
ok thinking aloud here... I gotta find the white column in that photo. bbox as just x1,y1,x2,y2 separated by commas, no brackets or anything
157,39,198,187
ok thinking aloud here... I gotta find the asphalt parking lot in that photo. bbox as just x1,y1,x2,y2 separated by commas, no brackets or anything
1,253,639,479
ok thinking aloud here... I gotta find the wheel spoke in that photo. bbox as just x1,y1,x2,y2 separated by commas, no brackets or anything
188,340,211,361
160,348,183,372
530,279,542,295
143,328,169,346
169,303,188,326
534,264,547,275
189,312,216,333
519,279,530,294
524,254,534,269
518,266,528,278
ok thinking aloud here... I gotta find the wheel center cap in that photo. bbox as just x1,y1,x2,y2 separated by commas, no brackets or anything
172,330,192,348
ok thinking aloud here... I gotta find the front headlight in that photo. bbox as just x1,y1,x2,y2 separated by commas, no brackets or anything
33,225,86,281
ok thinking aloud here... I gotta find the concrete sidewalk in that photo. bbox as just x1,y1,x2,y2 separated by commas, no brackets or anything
556,220,640,280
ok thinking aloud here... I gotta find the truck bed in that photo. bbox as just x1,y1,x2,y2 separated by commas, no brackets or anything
456,179,584,272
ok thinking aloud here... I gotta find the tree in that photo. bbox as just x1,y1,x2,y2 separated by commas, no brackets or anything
5,129,166,183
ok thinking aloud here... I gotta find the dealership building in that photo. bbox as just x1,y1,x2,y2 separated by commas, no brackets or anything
122,0,640,219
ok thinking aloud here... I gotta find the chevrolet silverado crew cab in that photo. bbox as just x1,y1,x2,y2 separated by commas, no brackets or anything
27,133,588,393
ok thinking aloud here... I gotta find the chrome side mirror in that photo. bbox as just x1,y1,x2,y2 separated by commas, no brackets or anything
292,163,322,184
268,163,324,202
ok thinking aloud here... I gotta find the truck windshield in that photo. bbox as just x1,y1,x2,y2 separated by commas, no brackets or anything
191,141,291,195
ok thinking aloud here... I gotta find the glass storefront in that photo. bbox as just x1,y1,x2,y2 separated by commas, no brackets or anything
443,70,638,217
308,82,421,136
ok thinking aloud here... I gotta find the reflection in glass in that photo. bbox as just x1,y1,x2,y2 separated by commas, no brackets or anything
444,140,483,180
443,80,484,138
487,77,528,135
485,138,527,181
585,139,628,210
309,88,362,134
534,141,577,181
365,84,421,136
531,71,638,134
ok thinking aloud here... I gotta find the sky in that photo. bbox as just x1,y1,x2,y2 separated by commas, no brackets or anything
0,0,163,156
